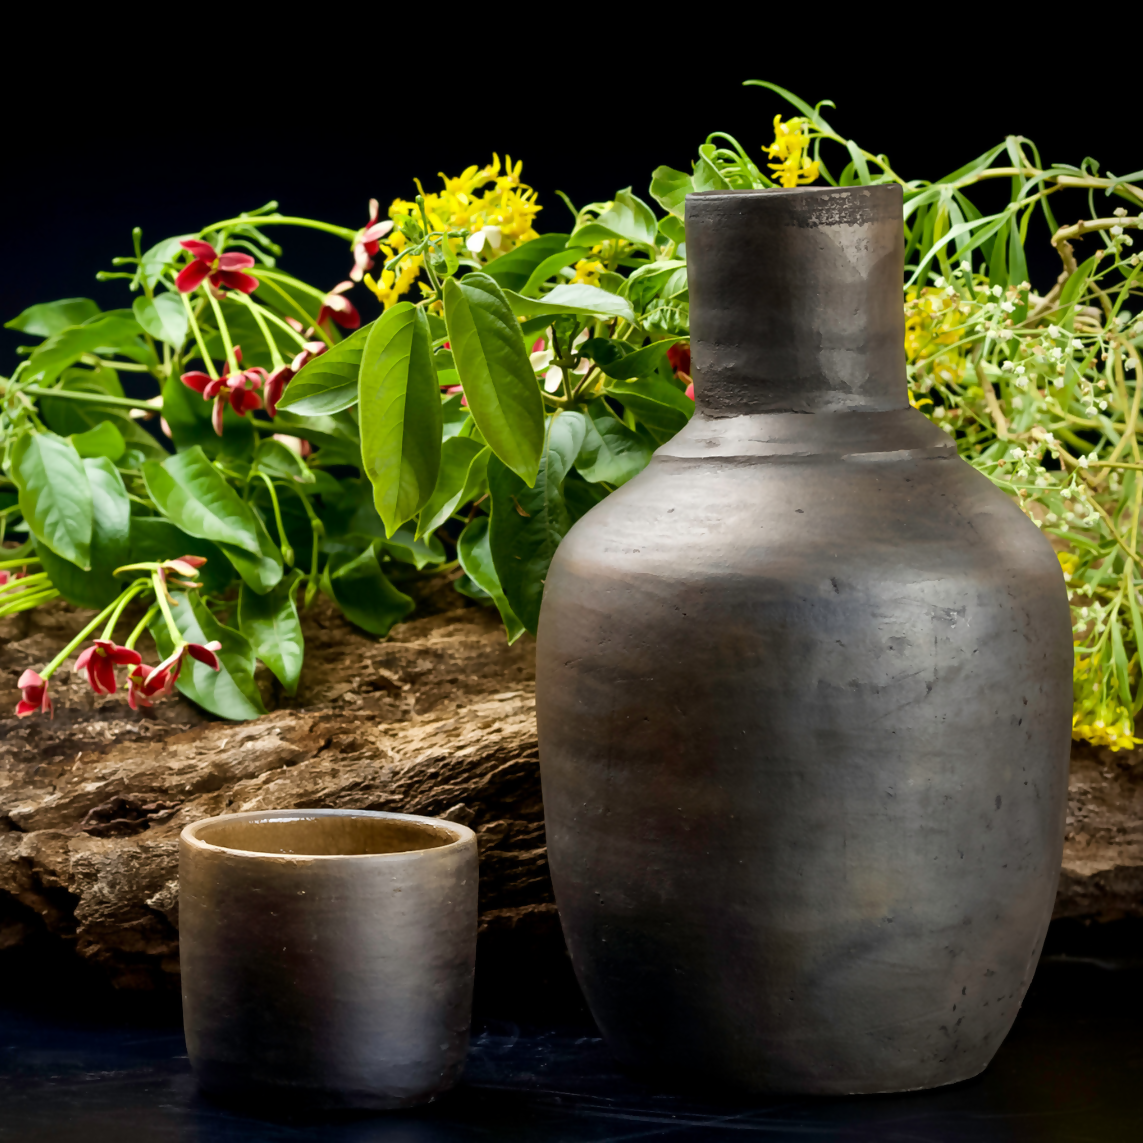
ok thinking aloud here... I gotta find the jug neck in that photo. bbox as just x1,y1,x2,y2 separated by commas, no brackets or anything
684,185,909,416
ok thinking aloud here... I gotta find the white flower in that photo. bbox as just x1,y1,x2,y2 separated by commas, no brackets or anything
992,284,1003,297
1000,300,1015,314
1072,338,1084,349
1077,454,1090,468
1111,226,1125,237
1011,447,1026,459
543,365,563,393
999,329,1014,341
1085,406,1098,417
1053,376,1064,389
1048,324,1062,339
1015,365,1026,375
1114,207,1128,218
1042,431,1056,445
960,260,972,273
933,275,947,288
1099,399,1109,410
1001,360,1015,373
465,226,502,253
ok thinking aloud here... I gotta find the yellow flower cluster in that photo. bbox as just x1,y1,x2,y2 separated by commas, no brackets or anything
363,227,423,310
905,287,968,385
1072,655,1142,751
363,155,542,311
765,116,820,189
572,258,605,286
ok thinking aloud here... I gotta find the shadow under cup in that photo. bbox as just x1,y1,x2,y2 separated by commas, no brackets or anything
179,809,478,1110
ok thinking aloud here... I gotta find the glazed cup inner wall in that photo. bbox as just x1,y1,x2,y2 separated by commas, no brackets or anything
189,814,459,857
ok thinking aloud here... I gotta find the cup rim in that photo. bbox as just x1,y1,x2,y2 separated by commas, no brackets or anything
180,808,475,861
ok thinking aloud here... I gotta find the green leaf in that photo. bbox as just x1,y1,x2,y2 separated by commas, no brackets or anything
378,525,446,569
444,274,544,485
519,248,591,298
132,292,188,348
140,236,191,289
416,436,487,538
359,303,442,534
570,189,658,248
649,167,693,219
5,298,100,338
152,591,267,721
142,446,261,552
217,507,285,595
276,321,374,415
271,410,361,466
10,431,93,569
595,336,686,381
127,518,232,592
502,282,635,324
36,458,130,608
238,573,304,695
457,515,525,642
693,145,732,193
324,543,415,637
488,411,586,633
70,420,126,461
23,311,146,386
254,437,315,484
657,215,686,247
576,400,653,485
564,473,609,522
1112,616,1132,708
480,234,571,293
602,377,694,437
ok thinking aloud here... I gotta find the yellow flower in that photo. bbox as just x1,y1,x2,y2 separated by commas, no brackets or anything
571,259,605,286
765,115,820,189
905,287,968,385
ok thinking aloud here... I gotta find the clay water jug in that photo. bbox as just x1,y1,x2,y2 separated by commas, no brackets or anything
535,185,1072,1095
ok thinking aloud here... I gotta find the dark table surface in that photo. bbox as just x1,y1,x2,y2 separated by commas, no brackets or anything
1,955,1140,1143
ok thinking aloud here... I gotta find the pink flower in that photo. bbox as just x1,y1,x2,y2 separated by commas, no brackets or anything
272,434,312,458
16,669,52,718
264,340,325,417
350,199,394,282
180,347,266,435
75,640,143,696
175,240,260,295
317,281,360,330
685,381,694,400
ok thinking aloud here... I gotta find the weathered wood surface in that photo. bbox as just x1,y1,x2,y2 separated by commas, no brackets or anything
1,597,1139,991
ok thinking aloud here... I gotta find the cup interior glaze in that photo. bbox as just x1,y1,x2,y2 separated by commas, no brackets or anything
185,811,464,857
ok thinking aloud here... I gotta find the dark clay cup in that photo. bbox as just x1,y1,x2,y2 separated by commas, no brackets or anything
179,809,478,1109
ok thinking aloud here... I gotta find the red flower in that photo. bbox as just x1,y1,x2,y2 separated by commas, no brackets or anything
124,640,220,711
16,670,52,718
126,663,172,710
350,199,395,282
180,347,266,435
264,340,326,417
75,640,143,696
666,343,691,376
176,240,260,295
317,281,360,330
685,381,694,400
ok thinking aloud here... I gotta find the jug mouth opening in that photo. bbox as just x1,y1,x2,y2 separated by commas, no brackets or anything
182,809,470,859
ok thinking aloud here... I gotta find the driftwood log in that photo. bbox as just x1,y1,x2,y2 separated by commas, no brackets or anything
1,594,1140,1002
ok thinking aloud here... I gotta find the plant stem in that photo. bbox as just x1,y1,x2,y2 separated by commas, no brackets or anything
38,580,148,680
201,215,358,242
206,291,239,375
23,387,159,411
182,293,218,381
124,604,160,651
257,473,294,566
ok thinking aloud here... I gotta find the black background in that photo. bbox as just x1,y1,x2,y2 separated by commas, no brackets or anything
2,23,1135,381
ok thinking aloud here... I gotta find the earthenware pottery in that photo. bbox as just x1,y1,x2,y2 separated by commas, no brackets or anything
180,808,477,1108
535,185,1072,1095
